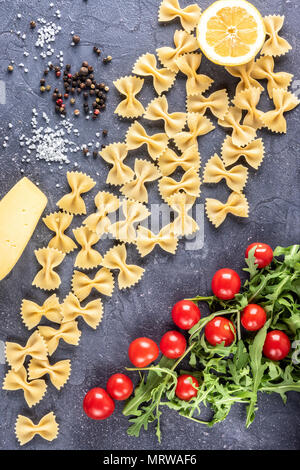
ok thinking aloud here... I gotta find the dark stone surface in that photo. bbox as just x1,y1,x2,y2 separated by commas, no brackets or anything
0,0,299,451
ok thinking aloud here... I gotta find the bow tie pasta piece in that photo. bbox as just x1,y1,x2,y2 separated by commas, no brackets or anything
175,53,214,96
232,87,264,130
120,159,161,204
136,224,178,257
158,0,201,32
251,56,293,99
43,212,77,254
225,60,263,95
144,96,187,138
157,30,199,73
57,172,96,215
261,15,292,57
72,267,114,301
15,412,59,446
132,53,176,95
113,76,145,119
38,321,81,356
61,293,103,330
174,113,215,153
109,199,150,243
73,226,102,270
187,89,229,120
3,366,47,408
28,357,71,391
83,191,120,236
126,121,168,161
158,144,200,176
20,294,62,330
159,168,201,203
32,248,65,291
221,136,265,170
5,331,48,372
99,143,134,186
203,154,248,193
206,192,249,228
262,89,300,133
218,107,257,147
167,193,198,236
102,244,145,290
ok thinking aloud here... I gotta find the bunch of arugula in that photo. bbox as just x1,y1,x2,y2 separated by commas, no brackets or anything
123,245,300,442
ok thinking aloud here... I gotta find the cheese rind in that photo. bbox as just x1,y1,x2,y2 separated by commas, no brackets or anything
0,177,48,281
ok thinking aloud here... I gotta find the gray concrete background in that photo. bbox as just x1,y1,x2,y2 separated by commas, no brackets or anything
0,0,299,451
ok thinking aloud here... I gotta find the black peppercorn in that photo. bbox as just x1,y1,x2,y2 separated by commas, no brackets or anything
73,34,80,44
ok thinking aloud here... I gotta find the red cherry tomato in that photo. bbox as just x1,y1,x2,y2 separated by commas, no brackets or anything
128,337,159,368
106,374,133,401
241,304,267,331
172,300,201,330
211,268,241,300
83,388,115,420
245,243,273,268
175,374,199,401
205,316,236,346
263,330,291,361
160,331,187,359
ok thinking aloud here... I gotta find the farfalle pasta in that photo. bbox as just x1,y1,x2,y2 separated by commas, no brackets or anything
5,331,48,372
126,121,168,161
159,168,201,203
168,192,198,236
83,191,119,237
120,159,161,204
144,95,186,138
73,226,102,270
102,244,145,290
43,212,77,254
262,89,299,133
158,144,200,176
136,224,178,257
72,267,114,301
99,143,134,186
28,357,71,390
232,87,264,130
38,321,81,356
251,56,293,99
225,60,263,95
32,247,65,291
15,412,59,446
261,15,292,57
221,136,265,170
174,113,215,153
203,154,248,193
20,294,62,330
57,172,96,215
61,293,103,330
157,29,199,72
113,76,145,119
206,192,249,228
109,199,150,243
132,53,176,95
187,89,229,120
158,0,201,32
218,106,257,147
3,366,47,408
175,53,213,96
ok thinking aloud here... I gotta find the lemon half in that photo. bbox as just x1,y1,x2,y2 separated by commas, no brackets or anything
197,0,266,66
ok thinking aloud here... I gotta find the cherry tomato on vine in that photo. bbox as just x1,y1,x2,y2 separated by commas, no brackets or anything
205,316,236,347
263,330,291,361
241,304,267,331
83,388,115,420
171,300,201,330
211,268,241,300
175,374,199,401
128,337,159,368
106,374,133,401
160,330,187,359
245,243,273,268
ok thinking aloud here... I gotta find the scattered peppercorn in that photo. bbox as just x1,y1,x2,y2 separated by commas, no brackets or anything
83,147,89,156
70,98,76,105
93,151,98,158
103,129,108,137
7,65,14,72
73,35,81,44
74,109,80,116
56,71,61,78
40,86,46,93
46,85,51,92
103,55,112,64
30,20,36,29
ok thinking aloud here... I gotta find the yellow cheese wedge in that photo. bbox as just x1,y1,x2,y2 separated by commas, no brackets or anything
0,177,48,281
